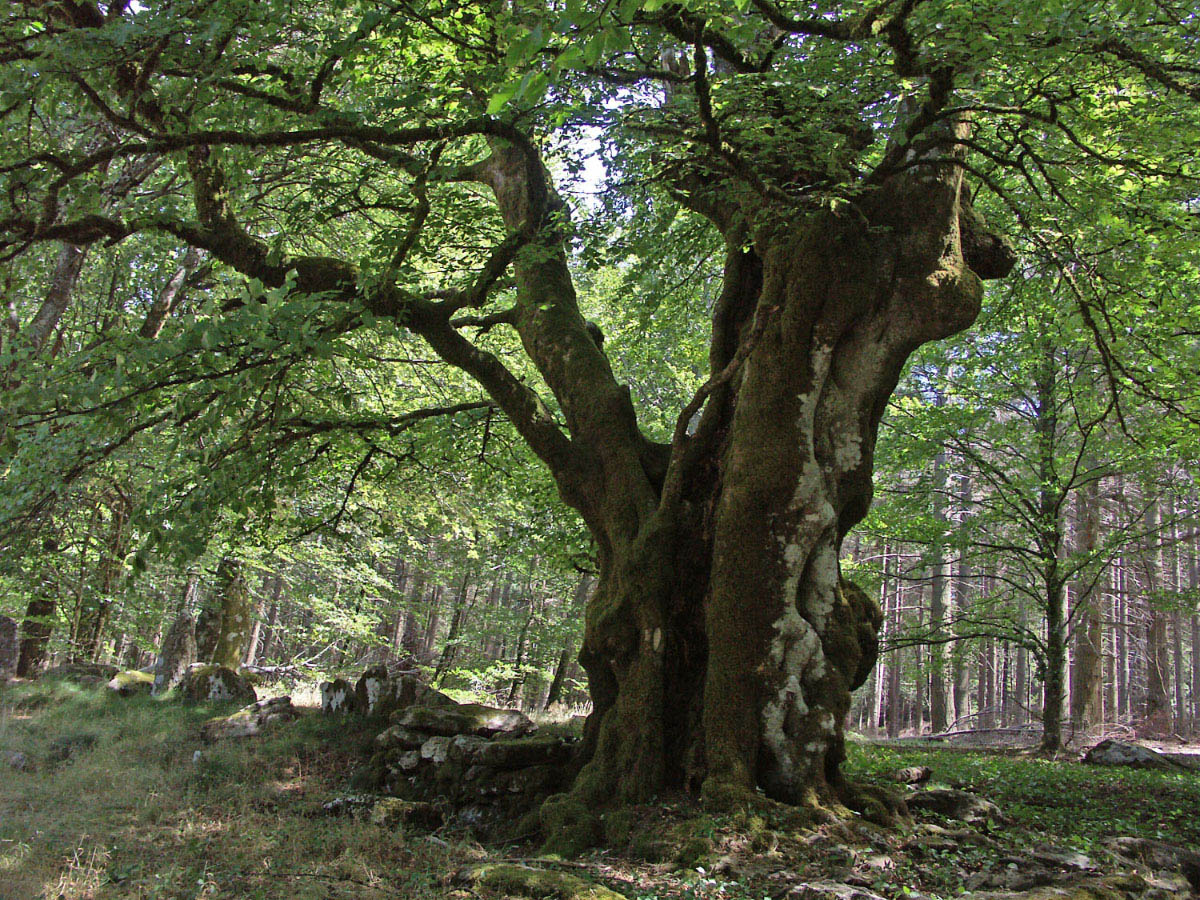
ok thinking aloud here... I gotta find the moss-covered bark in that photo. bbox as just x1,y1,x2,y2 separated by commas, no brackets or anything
196,557,254,669
530,120,1011,851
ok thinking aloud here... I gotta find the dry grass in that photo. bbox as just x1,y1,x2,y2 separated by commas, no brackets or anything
0,678,466,900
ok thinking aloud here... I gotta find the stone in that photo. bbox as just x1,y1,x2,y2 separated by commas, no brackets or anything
180,664,257,704
375,725,429,750
320,678,359,714
393,703,534,737
1103,837,1200,892
322,795,378,817
906,788,1002,825
1029,846,1096,872
470,736,575,770
788,882,888,900
5,750,31,772
889,765,933,784
1082,739,1186,772
958,873,1187,899
105,669,155,696
0,615,18,678
369,797,443,829
355,665,392,715
200,695,298,740
420,735,455,765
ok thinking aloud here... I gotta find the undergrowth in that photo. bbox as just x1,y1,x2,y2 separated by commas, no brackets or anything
0,678,459,899
4,678,1198,900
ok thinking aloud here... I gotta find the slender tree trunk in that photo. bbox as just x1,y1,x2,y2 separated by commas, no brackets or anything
1071,477,1103,731
1035,345,1066,753
928,445,950,733
400,569,427,659
1144,498,1171,735
420,585,443,662
434,569,475,683
545,575,593,710
140,247,202,338
389,557,409,652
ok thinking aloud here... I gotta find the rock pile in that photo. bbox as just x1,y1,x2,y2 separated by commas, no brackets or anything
325,665,577,837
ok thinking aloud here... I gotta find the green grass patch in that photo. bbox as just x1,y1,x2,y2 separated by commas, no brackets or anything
846,741,1200,850
0,678,462,899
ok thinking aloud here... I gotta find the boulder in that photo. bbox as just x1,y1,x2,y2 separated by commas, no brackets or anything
906,788,1002,825
393,703,534,737
375,724,429,750
180,664,257,704
455,864,626,900
1082,739,1186,772
106,669,155,696
354,668,455,717
322,795,378,817
200,695,298,740
959,873,1188,899
320,677,359,714
354,665,392,714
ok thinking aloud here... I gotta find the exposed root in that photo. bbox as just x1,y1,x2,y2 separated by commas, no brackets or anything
839,780,909,828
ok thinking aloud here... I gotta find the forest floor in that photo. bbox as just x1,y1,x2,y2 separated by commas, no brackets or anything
2,678,1199,900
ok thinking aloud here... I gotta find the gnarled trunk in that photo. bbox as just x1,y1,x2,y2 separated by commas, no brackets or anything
540,158,1007,847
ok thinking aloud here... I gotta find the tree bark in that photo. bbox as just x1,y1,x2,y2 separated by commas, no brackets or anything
1071,477,1103,731
196,556,254,668
1143,498,1171,735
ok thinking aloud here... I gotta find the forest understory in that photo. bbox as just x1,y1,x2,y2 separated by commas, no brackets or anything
2,677,1198,900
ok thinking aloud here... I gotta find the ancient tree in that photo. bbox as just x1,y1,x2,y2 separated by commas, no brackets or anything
2,0,1195,841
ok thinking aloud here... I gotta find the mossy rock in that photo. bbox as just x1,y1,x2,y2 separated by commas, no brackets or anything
471,735,574,769
200,696,296,740
180,664,257,704
394,703,534,737
458,864,625,900
368,797,443,829
105,669,155,696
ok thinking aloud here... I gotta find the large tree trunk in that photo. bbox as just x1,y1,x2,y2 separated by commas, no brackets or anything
195,556,254,668
16,596,57,676
537,166,1009,846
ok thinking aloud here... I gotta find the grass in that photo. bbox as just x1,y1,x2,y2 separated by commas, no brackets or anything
845,740,1200,850
0,678,462,899
4,678,1198,900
